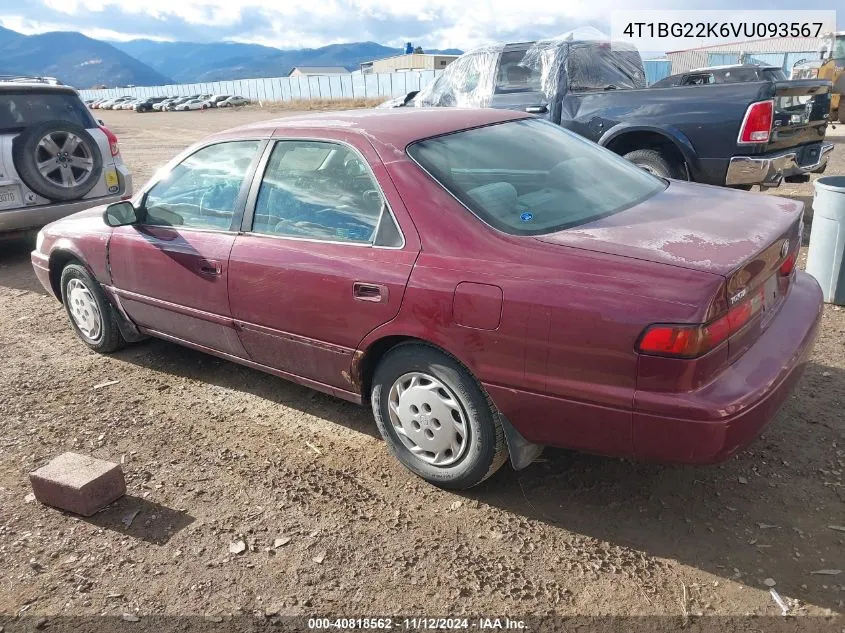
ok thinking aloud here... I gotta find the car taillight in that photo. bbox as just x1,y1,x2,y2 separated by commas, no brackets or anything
779,250,797,276
100,125,120,157
738,99,774,144
638,288,764,358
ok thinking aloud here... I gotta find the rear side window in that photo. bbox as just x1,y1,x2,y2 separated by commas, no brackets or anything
681,74,714,86
250,140,396,245
0,91,93,131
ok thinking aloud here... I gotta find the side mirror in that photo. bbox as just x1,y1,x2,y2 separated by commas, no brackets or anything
103,201,139,227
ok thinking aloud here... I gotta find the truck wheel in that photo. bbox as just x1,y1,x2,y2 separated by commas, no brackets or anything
623,149,686,180
13,121,103,202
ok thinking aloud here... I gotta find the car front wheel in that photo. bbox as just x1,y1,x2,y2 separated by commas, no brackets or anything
371,343,508,489
60,263,126,353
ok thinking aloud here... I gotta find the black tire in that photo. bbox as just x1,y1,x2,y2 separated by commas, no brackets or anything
371,343,508,489
13,120,103,202
59,263,125,354
623,148,686,180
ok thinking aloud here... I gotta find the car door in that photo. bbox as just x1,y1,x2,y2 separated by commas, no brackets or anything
108,139,264,356
227,137,420,396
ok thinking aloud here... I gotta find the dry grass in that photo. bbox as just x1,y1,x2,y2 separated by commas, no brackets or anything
254,97,384,112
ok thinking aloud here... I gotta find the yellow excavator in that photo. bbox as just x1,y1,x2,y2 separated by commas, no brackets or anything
791,31,845,123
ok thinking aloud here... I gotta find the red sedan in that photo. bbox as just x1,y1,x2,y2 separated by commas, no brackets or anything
31,108,823,489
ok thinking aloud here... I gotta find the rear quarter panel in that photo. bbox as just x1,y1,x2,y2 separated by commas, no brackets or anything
363,157,725,456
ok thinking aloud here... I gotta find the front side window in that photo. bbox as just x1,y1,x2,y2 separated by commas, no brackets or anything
494,49,543,94
407,118,666,236
143,141,260,230
251,140,396,245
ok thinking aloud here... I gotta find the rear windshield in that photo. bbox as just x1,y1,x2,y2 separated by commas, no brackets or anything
407,118,666,236
0,91,93,131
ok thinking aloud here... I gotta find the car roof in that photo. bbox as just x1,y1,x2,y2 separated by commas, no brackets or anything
0,82,77,94
213,108,532,149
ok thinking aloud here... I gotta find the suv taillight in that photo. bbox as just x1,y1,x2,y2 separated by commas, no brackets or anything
100,125,120,157
738,99,774,144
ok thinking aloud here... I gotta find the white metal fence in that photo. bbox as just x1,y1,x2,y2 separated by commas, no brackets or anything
78,70,443,103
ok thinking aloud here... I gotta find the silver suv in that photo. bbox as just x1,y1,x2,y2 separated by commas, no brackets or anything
0,77,132,236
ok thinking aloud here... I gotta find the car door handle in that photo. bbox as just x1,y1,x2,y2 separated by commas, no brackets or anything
525,105,548,114
353,282,388,303
198,259,222,276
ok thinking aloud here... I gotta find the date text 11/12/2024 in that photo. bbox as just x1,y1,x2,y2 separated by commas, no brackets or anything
307,617,527,630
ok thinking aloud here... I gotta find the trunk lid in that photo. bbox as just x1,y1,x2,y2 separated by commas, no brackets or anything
535,180,803,330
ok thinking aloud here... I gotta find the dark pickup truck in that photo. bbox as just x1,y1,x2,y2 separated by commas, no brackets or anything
386,37,834,188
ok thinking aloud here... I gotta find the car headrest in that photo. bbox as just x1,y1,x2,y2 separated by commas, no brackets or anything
466,182,518,221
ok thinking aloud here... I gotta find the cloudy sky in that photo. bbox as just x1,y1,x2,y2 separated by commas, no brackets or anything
0,0,841,50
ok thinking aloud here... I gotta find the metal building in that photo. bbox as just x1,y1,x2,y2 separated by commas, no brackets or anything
360,53,459,74
666,37,823,75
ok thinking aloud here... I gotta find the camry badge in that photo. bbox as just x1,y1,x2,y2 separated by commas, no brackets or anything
729,287,748,305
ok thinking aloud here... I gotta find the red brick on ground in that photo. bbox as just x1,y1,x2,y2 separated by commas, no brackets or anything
29,452,126,516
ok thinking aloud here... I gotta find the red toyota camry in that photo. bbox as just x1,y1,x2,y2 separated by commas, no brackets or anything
31,108,823,489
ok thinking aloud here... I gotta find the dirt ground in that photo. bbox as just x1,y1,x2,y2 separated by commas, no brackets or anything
0,108,844,627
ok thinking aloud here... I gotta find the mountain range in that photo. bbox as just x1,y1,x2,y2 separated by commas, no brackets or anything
0,26,462,88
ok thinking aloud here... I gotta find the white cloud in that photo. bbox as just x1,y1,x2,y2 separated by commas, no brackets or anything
0,15,173,41
4,0,837,50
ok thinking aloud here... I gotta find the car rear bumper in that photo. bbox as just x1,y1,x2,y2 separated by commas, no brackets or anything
725,142,834,186
632,271,823,463
0,166,131,234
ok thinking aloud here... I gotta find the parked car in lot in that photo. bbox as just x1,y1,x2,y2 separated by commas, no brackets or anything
174,99,207,111
135,97,167,112
152,98,177,111
99,96,134,110
31,108,821,488
387,32,834,189
165,97,196,111
217,95,249,107
0,77,131,236
203,95,231,108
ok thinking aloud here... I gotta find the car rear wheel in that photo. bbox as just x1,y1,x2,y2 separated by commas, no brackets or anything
13,120,103,202
371,343,508,489
623,148,686,180
60,263,125,353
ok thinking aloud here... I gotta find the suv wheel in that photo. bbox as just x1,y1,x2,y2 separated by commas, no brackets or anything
13,120,103,202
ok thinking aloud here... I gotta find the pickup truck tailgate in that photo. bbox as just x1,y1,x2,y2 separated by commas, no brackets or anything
766,79,832,153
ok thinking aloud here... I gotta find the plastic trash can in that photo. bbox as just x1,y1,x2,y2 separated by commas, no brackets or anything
806,176,845,305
